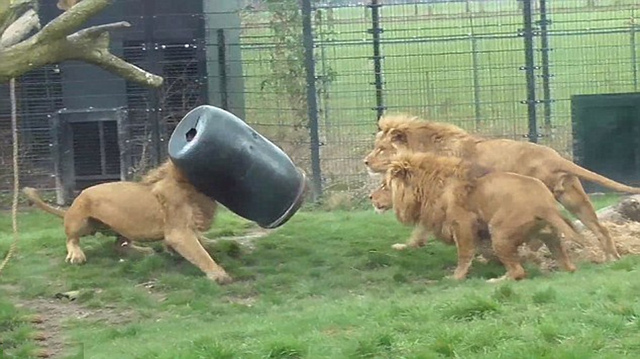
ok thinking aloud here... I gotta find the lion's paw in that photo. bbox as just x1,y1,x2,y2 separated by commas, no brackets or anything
391,243,409,251
486,275,508,284
207,271,233,285
65,250,86,264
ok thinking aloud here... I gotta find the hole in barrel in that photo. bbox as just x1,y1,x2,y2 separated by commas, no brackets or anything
186,128,197,142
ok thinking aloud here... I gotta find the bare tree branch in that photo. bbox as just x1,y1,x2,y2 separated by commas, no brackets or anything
69,21,129,38
0,0,163,88
0,0,35,36
0,8,39,48
37,0,110,42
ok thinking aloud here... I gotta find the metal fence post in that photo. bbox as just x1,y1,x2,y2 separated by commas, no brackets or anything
467,0,481,126
368,0,385,120
631,10,638,91
301,0,323,199
216,29,229,110
143,0,162,164
521,0,538,143
539,0,552,135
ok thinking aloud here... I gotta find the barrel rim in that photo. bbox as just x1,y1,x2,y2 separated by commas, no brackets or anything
260,170,309,229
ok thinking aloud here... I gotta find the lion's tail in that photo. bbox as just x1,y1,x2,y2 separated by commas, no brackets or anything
22,187,66,218
558,160,640,194
541,210,587,247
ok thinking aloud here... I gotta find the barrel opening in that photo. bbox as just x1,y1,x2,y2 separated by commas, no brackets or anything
186,128,197,142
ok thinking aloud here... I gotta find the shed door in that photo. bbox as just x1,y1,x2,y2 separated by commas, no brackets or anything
572,93,640,193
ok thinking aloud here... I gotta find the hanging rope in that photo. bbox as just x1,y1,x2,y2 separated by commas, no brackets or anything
0,78,20,276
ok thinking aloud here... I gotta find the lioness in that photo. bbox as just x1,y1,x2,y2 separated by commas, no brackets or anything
364,114,636,261
23,160,232,284
384,151,581,282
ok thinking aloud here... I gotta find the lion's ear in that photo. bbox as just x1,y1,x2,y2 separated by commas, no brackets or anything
388,129,407,144
389,161,411,180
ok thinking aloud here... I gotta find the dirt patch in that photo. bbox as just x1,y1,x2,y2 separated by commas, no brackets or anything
10,292,136,358
206,227,274,251
518,221,640,271
568,221,640,262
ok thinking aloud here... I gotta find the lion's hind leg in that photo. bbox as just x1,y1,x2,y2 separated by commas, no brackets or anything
536,231,577,273
537,210,579,273
61,196,108,264
555,175,620,261
488,225,528,282
63,211,92,264
114,236,156,257
65,235,87,264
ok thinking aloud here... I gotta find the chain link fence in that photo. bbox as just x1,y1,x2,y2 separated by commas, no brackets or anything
1,0,639,204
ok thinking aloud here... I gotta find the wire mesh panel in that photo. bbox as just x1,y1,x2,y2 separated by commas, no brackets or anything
233,1,315,185
123,39,206,179
232,1,380,195
380,1,530,140
543,0,640,157
122,40,157,178
3,0,639,199
0,66,62,192
312,3,379,193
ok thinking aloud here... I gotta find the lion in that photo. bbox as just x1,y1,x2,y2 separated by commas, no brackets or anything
369,170,544,256
369,181,427,249
363,113,639,262
383,151,582,282
22,159,232,284
370,180,512,264
370,181,454,250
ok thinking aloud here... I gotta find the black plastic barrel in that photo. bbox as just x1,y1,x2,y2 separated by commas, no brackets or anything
167,105,308,229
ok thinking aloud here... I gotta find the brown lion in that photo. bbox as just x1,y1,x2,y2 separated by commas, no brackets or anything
369,181,428,250
364,114,638,262
369,181,503,263
22,160,232,284
384,151,582,282
369,176,546,264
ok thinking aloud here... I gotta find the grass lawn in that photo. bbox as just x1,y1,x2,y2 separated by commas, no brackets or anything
2,194,640,358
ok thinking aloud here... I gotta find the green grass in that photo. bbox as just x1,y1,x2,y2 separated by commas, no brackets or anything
0,298,39,358
1,194,638,358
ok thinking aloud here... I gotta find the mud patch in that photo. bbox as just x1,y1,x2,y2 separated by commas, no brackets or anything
11,294,137,358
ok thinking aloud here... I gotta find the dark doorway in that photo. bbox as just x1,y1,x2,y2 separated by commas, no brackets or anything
52,108,130,204
572,93,640,193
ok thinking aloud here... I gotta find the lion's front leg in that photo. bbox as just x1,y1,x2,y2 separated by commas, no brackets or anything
392,224,429,250
449,218,477,280
164,229,232,284
153,179,231,285
162,233,212,256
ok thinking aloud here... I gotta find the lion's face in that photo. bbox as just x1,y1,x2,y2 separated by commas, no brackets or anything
364,131,408,176
369,182,392,214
